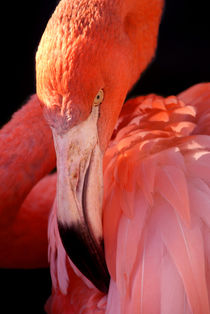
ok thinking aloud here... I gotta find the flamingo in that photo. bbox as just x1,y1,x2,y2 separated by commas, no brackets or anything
1,0,210,312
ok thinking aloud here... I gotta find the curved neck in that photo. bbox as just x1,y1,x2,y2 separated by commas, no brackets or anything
0,95,56,225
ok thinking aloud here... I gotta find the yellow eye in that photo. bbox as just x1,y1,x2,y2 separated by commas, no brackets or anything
93,89,104,106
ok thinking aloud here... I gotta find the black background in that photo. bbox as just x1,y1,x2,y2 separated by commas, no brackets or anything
1,0,210,312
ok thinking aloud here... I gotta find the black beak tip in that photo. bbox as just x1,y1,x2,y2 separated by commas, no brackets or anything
58,221,110,294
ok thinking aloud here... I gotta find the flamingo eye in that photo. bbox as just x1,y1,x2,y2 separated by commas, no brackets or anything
93,89,104,106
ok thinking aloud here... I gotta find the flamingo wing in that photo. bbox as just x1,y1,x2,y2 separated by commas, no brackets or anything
103,83,210,313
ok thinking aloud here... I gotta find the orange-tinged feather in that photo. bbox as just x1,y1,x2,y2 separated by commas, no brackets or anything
156,165,191,224
103,185,122,281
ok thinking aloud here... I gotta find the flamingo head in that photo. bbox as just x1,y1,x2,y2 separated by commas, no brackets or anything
36,0,163,293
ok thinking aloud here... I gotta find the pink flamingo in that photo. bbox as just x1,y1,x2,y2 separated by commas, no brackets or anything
1,0,210,312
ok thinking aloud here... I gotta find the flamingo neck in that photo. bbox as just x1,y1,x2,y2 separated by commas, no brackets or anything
0,95,56,224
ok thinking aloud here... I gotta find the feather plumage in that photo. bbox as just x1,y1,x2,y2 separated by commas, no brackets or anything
103,83,210,313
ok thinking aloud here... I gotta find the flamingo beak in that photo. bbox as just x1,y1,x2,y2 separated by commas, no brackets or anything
52,105,110,294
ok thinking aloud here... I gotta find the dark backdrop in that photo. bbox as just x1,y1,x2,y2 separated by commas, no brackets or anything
1,0,210,312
